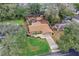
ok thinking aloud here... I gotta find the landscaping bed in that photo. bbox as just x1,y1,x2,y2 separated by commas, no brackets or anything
52,30,64,42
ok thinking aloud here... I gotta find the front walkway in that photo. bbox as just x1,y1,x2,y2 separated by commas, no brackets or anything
44,34,59,52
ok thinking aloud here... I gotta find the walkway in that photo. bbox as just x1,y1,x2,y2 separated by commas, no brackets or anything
33,34,59,52
44,34,59,52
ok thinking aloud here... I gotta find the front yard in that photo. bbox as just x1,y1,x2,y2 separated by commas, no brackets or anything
22,37,50,56
14,29,50,56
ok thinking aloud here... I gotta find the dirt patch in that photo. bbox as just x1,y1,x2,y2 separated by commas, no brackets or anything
52,30,64,41
27,43,39,52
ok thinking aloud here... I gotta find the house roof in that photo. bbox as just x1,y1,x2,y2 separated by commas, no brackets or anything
28,23,53,33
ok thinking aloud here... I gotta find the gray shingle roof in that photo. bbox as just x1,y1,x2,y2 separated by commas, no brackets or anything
73,15,79,20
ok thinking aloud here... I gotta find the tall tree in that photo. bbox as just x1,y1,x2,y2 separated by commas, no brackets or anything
28,3,41,14
44,4,74,25
15,4,29,19
74,3,79,10
58,22,79,52
0,4,17,21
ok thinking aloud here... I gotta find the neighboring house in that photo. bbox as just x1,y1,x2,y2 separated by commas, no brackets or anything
72,15,79,23
52,19,71,31
26,14,53,35
75,11,79,15
52,23,66,31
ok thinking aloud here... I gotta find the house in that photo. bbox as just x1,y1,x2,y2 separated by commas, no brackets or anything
26,14,53,35
28,22,53,35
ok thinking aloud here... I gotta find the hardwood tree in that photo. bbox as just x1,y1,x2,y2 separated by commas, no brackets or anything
0,4,17,21
27,3,41,14
58,22,79,52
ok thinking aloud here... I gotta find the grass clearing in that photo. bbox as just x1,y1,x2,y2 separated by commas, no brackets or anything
18,37,50,56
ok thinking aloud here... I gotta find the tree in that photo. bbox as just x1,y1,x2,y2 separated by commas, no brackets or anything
74,4,79,10
15,4,29,19
0,4,17,21
0,4,29,21
44,4,61,25
58,22,79,52
1,28,28,55
58,5,74,19
44,4,74,25
28,3,41,14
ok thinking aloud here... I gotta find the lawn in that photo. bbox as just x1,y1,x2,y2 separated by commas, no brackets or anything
0,18,24,25
16,37,50,56
15,18,24,25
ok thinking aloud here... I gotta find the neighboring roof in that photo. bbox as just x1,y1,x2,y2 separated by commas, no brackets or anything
73,15,79,20
28,23,53,33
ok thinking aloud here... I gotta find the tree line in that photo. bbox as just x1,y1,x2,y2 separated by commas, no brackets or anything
0,3,75,25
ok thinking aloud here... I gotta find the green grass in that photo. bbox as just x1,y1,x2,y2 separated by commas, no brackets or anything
26,37,50,56
15,18,24,25
16,37,50,56
0,18,24,25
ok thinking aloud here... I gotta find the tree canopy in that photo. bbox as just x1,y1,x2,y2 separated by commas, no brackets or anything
58,22,79,52
0,4,17,21
28,3,41,14
74,3,79,10
44,4,74,25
